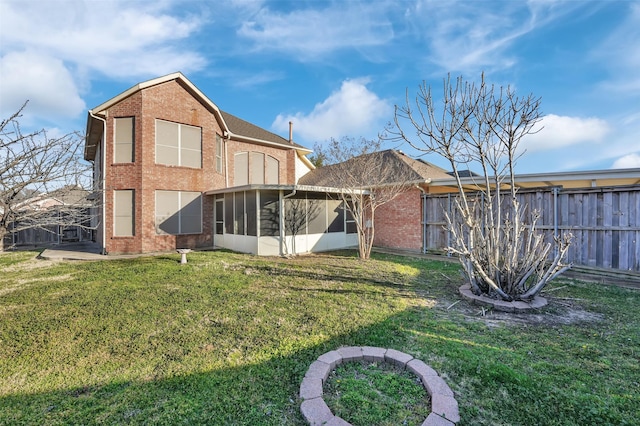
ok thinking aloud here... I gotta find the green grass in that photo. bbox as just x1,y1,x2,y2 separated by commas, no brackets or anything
324,360,430,425
0,249,638,425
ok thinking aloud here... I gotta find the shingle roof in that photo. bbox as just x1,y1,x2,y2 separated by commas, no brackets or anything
220,111,307,150
298,149,450,187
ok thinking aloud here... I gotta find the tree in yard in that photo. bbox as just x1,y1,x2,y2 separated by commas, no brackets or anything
282,194,322,256
308,137,419,260
0,102,95,250
390,74,572,301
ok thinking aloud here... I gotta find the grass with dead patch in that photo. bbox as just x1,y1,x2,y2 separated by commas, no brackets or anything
0,249,638,425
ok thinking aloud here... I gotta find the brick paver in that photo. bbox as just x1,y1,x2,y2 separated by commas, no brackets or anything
300,346,459,425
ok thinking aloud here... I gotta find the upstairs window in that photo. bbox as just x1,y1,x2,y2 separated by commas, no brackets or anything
233,152,279,186
114,117,134,163
155,120,202,168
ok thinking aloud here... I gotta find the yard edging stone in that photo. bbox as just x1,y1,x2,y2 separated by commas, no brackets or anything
459,284,548,312
299,346,459,425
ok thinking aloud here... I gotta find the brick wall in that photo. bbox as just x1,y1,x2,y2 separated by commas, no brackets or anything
373,188,423,251
101,79,298,254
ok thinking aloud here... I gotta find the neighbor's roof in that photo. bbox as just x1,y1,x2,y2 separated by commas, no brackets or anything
428,167,640,193
84,72,310,161
298,149,451,188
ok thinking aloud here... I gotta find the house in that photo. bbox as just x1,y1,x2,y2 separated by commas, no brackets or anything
4,186,93,247
85,72,364,255
298,149,452,252
84,72,640,271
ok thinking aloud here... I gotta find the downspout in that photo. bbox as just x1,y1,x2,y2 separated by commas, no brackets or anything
223,131,230,188
280,189,297,256
415,184,428,254
89,110,107,255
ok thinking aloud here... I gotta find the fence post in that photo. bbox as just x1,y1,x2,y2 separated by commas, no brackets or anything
553,187,559,257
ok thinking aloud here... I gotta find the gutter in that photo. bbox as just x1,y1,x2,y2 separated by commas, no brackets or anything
88,110,107,255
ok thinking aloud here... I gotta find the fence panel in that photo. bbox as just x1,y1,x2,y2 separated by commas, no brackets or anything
423,185,640,272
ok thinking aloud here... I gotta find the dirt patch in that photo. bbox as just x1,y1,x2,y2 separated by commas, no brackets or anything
443,297,604,328
3,257,61,273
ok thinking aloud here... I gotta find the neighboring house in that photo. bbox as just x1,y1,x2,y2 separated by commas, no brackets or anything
5,186,93,247
298,149,452,252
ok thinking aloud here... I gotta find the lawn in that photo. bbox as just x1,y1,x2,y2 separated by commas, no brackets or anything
0,249,638,425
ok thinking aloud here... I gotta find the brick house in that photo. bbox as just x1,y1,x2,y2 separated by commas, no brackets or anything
85,72,321,255
82,72,481,257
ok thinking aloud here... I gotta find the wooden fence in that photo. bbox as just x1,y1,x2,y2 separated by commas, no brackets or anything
422,185,640,272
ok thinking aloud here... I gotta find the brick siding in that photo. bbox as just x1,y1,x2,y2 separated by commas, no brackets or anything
101,80,298,254
374,188,423,251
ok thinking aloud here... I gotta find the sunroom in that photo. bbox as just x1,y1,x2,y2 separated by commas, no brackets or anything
206,185,360,256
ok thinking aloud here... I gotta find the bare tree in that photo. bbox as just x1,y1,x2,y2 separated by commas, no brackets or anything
390,74,572,301
1,102,95,250
283,195,322,256
311,137,419,260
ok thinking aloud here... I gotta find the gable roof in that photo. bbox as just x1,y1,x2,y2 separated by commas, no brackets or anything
84,72,310,160
219,110,307,150
298,149,451,188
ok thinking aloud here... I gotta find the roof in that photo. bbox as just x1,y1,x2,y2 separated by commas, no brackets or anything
298,149,451,188
220,110,307,150
428,167,640,193
84,72,310,160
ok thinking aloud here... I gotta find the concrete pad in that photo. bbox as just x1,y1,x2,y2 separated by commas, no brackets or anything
385,348,413,369
337,346,363,362
299,377,323,400
300,398,334,426
362,346,387,362
431,394,460,423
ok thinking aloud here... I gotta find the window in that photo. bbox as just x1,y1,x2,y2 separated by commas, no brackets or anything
216,134,223,173
260,190,280,236
266,155,279,184
251,152,265,184
327,199,344,233
234,152,249,186
155,190,202,235
114,190,134,236
345,203,357,234
234,152,279,186
114,117,134,163
155,120,202,168
234,192,245,235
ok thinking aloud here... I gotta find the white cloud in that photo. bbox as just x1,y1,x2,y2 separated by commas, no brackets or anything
612,153,640,169
0,0,206,122
237,3,394,60
0,1,205,77
0,51,86,121
409,0,584,74
272,78,391,142
593,2,640,94
521,114,610,153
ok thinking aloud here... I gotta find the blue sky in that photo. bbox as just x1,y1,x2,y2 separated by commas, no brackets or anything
1,0,639,173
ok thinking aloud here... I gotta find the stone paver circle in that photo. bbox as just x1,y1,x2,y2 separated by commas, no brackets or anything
299,346,459,426
458,284,548,312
